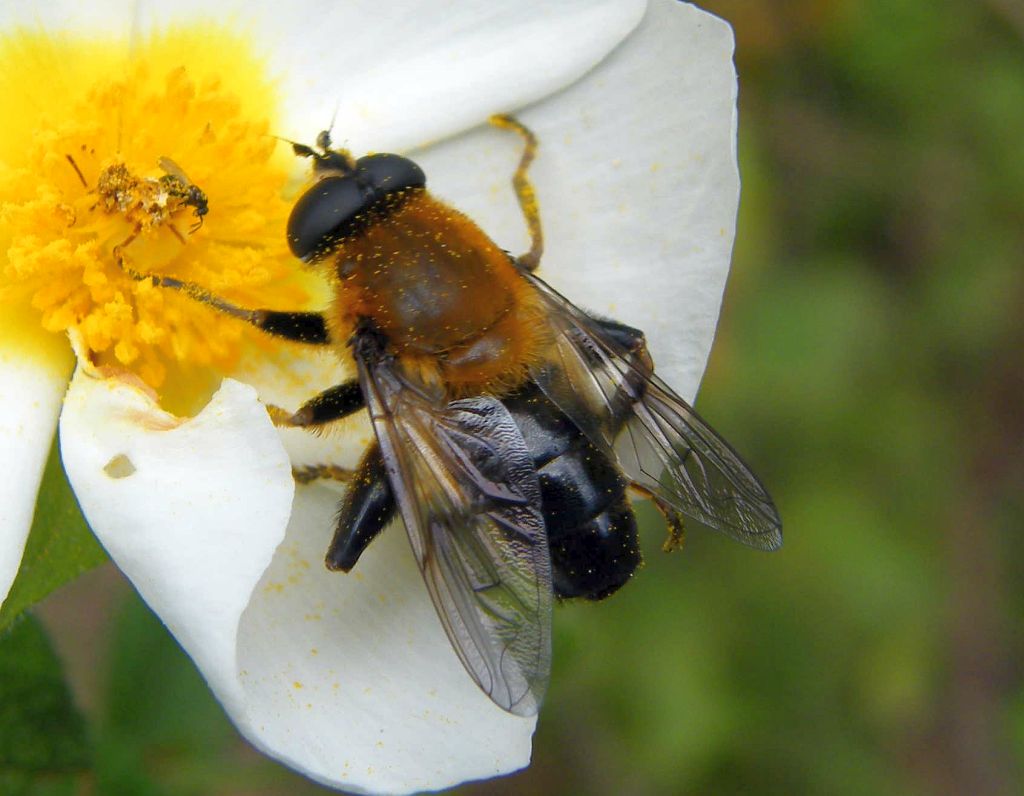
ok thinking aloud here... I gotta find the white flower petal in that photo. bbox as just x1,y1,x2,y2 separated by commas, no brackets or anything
418,0,739,400
0,0,134,35
134,0,645,153
0,346,72,607
237,485,535,795
58,370,294,717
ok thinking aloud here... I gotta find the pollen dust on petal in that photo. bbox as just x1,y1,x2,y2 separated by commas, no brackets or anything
0,26,320,413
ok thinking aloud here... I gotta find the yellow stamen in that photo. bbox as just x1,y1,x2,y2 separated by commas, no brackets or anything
0,26,314,411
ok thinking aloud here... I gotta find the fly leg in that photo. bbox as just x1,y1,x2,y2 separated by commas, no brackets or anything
113,220,185,269
124,265,346,468
629,483,687,552
275,380,365,507
292,464,356,485
586,315,654,422
121,267,331,346
269,378,362,438
280,381,364,426
274,380,393,572
589,317,686,550
324,442,395,572
111,227,145,270
491,114,544,271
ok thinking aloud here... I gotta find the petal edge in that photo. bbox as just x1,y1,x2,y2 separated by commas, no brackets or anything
59,371,294,715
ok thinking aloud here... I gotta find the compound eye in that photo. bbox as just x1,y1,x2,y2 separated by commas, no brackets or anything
287,175,365,261
355,154,426,197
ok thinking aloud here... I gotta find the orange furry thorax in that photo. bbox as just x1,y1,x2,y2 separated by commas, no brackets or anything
323,190,549,397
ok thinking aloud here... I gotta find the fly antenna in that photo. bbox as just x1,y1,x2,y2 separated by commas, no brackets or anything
317,104,341,151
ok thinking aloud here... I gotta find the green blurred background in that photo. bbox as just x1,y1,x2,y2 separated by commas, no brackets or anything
31,1,1024,793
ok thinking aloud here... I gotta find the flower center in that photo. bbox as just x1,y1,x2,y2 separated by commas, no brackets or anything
0,26,310,404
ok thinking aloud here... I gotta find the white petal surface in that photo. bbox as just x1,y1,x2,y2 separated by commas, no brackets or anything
237,486,535,795
58,371,294,717
0,0,134,35
417,0,739,401
0,345,72,607
135,0,645,154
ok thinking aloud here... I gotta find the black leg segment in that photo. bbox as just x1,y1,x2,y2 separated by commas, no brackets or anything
289,380,365,427
325,442,395,572
251,310,329,344
592,316,646,355
126,271,331,346
588,315,653,420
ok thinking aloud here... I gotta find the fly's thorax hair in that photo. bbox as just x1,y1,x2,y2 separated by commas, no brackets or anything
395,282,555,400
440,288,553,398
325,283,553,402
319,188,554,399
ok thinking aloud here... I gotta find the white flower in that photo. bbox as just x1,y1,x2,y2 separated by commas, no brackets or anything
0,1,739,793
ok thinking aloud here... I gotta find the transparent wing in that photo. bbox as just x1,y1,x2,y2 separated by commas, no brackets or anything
524,271,782,551
157,156,194,185
354,337,552,715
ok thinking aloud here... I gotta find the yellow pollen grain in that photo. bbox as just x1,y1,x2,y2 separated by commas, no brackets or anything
0,26,316,412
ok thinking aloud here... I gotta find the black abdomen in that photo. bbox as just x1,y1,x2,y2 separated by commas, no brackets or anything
329,381,641,600
503,384,640,600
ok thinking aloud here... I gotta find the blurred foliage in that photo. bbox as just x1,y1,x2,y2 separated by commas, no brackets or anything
0,616,90,796
27,0,1024,794
0,440,105,633
91,595,326,796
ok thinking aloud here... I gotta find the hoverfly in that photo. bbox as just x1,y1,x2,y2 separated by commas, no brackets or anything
125,116,781,717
